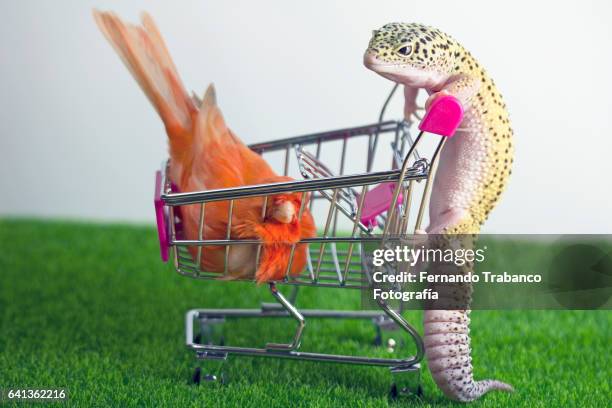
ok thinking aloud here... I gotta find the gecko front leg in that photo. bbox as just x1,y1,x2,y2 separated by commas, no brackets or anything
426,74,480,114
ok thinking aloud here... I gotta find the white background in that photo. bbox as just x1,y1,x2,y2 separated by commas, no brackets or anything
1,0,610,233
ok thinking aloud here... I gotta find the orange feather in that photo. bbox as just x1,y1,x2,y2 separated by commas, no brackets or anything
94,10,316,282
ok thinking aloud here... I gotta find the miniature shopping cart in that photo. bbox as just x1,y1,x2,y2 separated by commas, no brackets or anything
154,85,464,397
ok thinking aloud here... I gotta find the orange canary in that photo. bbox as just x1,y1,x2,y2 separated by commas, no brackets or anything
94,10,315,282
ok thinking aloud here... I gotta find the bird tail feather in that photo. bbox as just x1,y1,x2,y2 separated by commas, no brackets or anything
93,10,195,145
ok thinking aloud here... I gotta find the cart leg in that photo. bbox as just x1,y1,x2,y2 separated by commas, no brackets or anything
260,285,300,311
265,283,305,351
375,296,424,395
190,314,228,385
389,364,423,399
193,351,228,385
193,316,226,346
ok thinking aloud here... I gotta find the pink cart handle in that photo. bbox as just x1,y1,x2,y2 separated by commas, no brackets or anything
154,170,169,262
359,182,404,228
418,94,464,137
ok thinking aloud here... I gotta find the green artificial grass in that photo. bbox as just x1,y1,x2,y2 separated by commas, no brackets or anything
0,219,610,407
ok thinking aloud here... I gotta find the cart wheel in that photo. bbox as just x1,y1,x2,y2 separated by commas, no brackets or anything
192,367,202,385
389,383,399,399
202,372,227,384
389,383,424,399
192,367,227,385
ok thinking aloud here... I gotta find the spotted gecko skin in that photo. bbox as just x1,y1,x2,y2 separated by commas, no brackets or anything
364,23,514,402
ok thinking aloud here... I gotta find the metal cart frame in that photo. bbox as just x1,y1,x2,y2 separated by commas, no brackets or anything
155,85,464,397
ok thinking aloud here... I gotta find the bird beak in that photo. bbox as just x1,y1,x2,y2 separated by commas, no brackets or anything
272,200,296,224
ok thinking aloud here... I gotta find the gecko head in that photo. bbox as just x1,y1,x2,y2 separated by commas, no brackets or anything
364,23,457,87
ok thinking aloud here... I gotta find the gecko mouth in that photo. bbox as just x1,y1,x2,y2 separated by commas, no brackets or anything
366,63,395,68
363,53,410,73
364,60,404,74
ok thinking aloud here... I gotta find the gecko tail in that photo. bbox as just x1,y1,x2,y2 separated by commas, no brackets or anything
425,307,514,402
436,377,514,403
464,380,514,401
477,379,514,394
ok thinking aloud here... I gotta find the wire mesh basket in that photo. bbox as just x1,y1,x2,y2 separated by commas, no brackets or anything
153,85,464,396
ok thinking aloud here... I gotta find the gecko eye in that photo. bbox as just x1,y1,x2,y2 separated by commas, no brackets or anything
397,45,413,56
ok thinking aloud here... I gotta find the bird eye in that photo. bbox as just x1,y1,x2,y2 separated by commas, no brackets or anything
397,45,413,56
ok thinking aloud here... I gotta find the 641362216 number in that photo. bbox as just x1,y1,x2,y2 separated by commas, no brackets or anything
2,388,68,402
